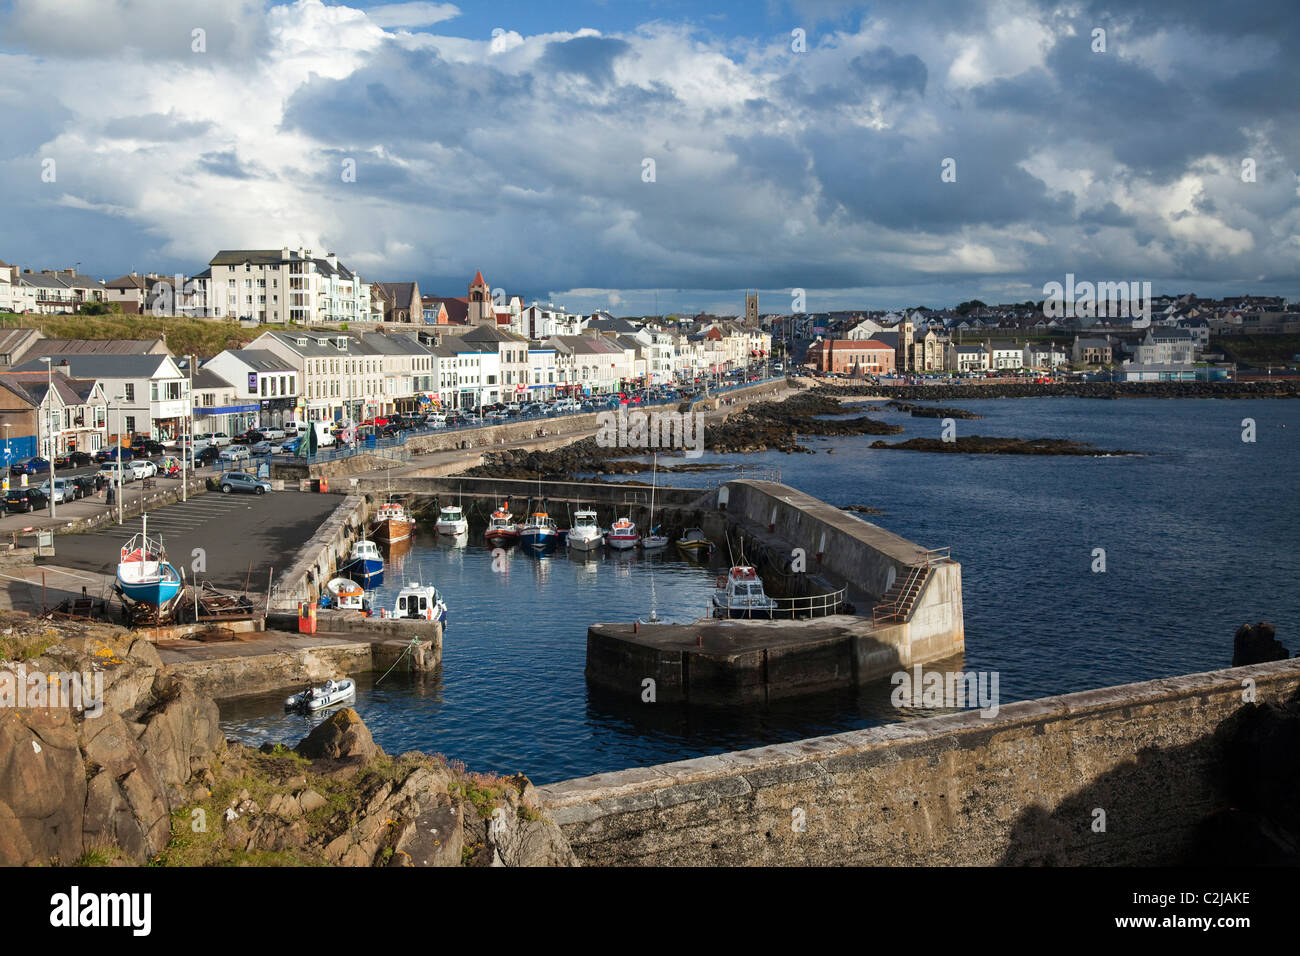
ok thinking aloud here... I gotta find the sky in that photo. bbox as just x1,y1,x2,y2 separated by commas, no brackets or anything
0,0,1297,317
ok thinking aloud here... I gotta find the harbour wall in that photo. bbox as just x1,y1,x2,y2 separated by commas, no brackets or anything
540,657,1300,865
270,494,367,609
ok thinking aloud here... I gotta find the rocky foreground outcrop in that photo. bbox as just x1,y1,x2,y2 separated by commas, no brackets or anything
0,612,575,867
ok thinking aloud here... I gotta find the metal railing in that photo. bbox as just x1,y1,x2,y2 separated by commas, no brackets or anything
707,585,848,621
871,548,951,625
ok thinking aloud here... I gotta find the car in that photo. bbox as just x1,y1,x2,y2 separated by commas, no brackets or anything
53,451,93,469
10,457,51,476
199,432,232,447
95,446,134,463
248,441,275,455
218,472,272,495
219,445,251,462
279,438,301,454
259,427,287,440
35,478,74,504
5,487,48,513
424,413,447,427
99,462,133,483
131,439,165,456
129,459,157,480
69,475,96,499
195,445,221,465
235,430,266,445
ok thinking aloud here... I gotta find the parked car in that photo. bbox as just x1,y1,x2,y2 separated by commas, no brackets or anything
129,459,157,480
249,441,274,455
131,438,165,456
219,445,250,463
218,472,272,495
10,457,50,476
195,445,221,465
99,462,133,483
95,446,134,463
53,451,93,469
259,426,287,440
198,432,232,447
5,487,48,513
36,478,73,504
235,430,265,445
69,475,96,499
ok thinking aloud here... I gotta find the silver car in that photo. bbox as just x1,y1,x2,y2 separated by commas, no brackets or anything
218,472,272,495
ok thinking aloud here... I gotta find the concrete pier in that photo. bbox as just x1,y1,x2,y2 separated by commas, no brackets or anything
584,479,965,705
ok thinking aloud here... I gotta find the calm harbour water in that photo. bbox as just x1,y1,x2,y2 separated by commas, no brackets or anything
220,397,1300,784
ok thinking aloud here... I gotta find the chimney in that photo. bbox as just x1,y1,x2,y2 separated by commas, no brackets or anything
282,246,290,260
56,359,72,378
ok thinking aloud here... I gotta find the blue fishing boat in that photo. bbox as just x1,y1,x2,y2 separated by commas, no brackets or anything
519,509,558,552
116,516,182,606
341,538,384,586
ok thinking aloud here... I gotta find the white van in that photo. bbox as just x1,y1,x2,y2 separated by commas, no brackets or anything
286,420,336,448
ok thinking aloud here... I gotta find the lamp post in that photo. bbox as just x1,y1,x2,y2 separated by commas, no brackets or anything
112,394,124,525
40,357,55,518
3,423,9,493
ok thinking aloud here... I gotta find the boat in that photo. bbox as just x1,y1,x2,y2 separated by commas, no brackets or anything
519,509,558,552
371,500,416,545
116,515,182,606
484,501,519,547
676,526,713,556
711,566,778,619
340,538,384,586
567,510,604,551
285,678,356,713
606,516,638,550
435,504,468,536
641,453,669,550
392,583,448,624
325,576,366,612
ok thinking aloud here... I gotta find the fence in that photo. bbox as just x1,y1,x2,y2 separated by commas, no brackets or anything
706,584,848,621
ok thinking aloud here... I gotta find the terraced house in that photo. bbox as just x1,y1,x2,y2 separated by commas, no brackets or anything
249,330,435,423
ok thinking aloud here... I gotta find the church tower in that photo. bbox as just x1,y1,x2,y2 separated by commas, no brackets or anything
897,311,914,372
468,269,491,325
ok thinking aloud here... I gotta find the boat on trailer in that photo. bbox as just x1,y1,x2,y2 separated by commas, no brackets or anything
711,565,778,619
285,678,356,713
116,515,182,606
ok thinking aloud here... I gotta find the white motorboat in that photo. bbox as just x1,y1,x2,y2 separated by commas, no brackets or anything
325,576,366,612
284,678,356,713
606,516,638,550
436,504,468,536
567,510,604,551
392,583,448,624
711,566,778,619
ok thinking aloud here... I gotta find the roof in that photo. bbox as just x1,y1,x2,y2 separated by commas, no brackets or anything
0,372,100,408
36,338,167,355
221,349,297,372
377,282,418,311
192,367,235,390
812,338,894,350
210,249,309,266
10,353,178,379
424,296,469,324
471,270,487,287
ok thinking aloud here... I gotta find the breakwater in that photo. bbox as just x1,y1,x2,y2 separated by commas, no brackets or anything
815,380,1300,400
540,657,1300,865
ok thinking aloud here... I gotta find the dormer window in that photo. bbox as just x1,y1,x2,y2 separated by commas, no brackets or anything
296,337,308,346
335,338,347,350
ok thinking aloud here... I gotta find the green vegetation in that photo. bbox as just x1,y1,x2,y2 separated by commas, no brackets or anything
0,627,61,662
1210,334,1300,367
75,840,130,866
0,311,341,358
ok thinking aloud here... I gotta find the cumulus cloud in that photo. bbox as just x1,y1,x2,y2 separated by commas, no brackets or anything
0,0,1296,310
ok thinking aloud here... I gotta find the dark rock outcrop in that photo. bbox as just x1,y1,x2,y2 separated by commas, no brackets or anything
869,435,1140,455
1233,622,1290,667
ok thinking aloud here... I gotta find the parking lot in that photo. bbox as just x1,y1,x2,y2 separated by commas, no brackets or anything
35,488,340,591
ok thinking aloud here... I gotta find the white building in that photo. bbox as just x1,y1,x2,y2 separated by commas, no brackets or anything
13,353,188,441
207,248,371,324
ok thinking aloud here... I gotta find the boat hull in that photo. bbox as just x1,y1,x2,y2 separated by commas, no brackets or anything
371,518,415,545
567,532,603,551
606,534,638,550
342,557,383,586
436,521,468,536
485,529,519,547
520,529,557,552
711,597,777,619
117,569,182,606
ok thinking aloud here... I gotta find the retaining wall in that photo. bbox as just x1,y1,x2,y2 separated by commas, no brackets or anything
540,657,1300,866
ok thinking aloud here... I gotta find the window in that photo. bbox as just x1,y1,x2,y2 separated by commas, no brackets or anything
124,384,135,402
125,416,135,433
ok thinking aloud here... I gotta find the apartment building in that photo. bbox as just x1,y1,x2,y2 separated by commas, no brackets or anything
207,248,371,324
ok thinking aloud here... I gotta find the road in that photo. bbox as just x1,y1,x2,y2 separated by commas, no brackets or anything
45,489,340,592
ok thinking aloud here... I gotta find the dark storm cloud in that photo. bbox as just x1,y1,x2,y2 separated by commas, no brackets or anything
849,48,927,96
537,35,633,86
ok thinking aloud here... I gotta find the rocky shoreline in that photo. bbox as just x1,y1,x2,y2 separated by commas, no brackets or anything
869,436,1141,456
815,380,1300,401
0,613,573,867
883,400,981,419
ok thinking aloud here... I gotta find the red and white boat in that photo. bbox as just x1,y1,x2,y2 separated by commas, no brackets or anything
606,516,638,550
484,502,519,547
371,501,416,545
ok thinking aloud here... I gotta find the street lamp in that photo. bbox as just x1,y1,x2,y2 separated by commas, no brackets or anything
3,423,9,493
111,394,125,525
40,357,54,518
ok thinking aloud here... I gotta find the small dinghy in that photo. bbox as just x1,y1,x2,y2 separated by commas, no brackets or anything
284,677,356,713
676,526,713,557
325,576,366,612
